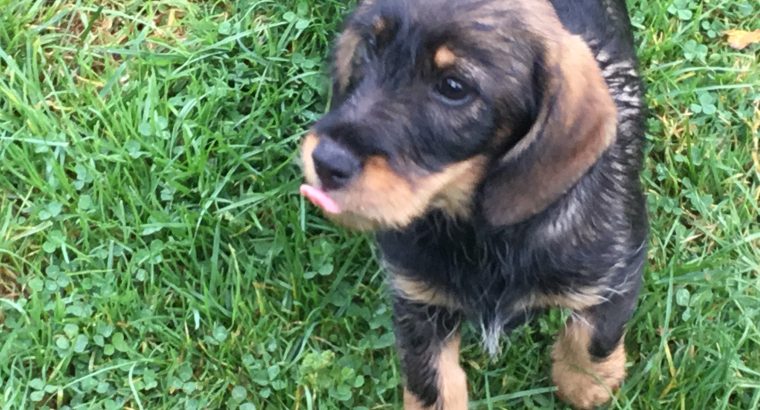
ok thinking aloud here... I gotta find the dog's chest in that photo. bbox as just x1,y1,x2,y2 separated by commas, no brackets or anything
377,216,545,311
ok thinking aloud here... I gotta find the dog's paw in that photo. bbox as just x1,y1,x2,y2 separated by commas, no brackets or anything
551,340,626,409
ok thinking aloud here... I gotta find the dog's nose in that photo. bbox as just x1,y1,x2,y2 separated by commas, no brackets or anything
312,139,361,190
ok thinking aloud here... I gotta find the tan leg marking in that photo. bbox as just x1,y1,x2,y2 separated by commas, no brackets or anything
404,334,468,410
551,318,626,409
391,276,460,309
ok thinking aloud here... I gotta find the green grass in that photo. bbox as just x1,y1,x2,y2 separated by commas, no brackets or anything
0,0,758,408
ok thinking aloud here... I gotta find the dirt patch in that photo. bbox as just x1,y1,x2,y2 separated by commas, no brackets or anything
0,267,21,301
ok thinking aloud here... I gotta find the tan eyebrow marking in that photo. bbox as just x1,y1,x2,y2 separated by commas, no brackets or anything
434,46,457,68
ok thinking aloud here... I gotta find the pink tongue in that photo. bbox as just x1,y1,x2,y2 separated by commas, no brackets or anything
300,184,342,214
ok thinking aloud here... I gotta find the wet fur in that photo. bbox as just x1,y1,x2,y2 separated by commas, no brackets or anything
303,0,647,408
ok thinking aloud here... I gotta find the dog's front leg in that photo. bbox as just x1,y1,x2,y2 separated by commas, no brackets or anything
393,295,467,410
551,279,641,409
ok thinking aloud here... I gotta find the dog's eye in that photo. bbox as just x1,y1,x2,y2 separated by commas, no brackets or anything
435,76,473,103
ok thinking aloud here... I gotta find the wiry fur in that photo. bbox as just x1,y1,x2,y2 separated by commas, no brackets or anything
300,0,647,408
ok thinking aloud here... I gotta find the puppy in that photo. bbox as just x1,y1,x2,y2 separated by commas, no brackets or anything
300,0,647,408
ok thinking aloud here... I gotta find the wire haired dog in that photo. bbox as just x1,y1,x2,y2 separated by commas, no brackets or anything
299,0,647,408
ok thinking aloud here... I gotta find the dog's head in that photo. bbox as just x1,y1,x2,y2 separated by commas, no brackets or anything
300,0,617,230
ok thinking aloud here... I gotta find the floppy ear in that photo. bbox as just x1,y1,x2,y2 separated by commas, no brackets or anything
331,2,381,99
481,33,617,226
332,28,362,98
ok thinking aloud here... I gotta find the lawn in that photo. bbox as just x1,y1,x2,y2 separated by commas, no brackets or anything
0,0,758,408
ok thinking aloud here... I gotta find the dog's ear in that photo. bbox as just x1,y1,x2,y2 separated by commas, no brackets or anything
332,28,362,98
332,2,382,99
481,33,617,226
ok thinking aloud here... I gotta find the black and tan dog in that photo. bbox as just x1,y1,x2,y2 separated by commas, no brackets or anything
300,0,647,408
